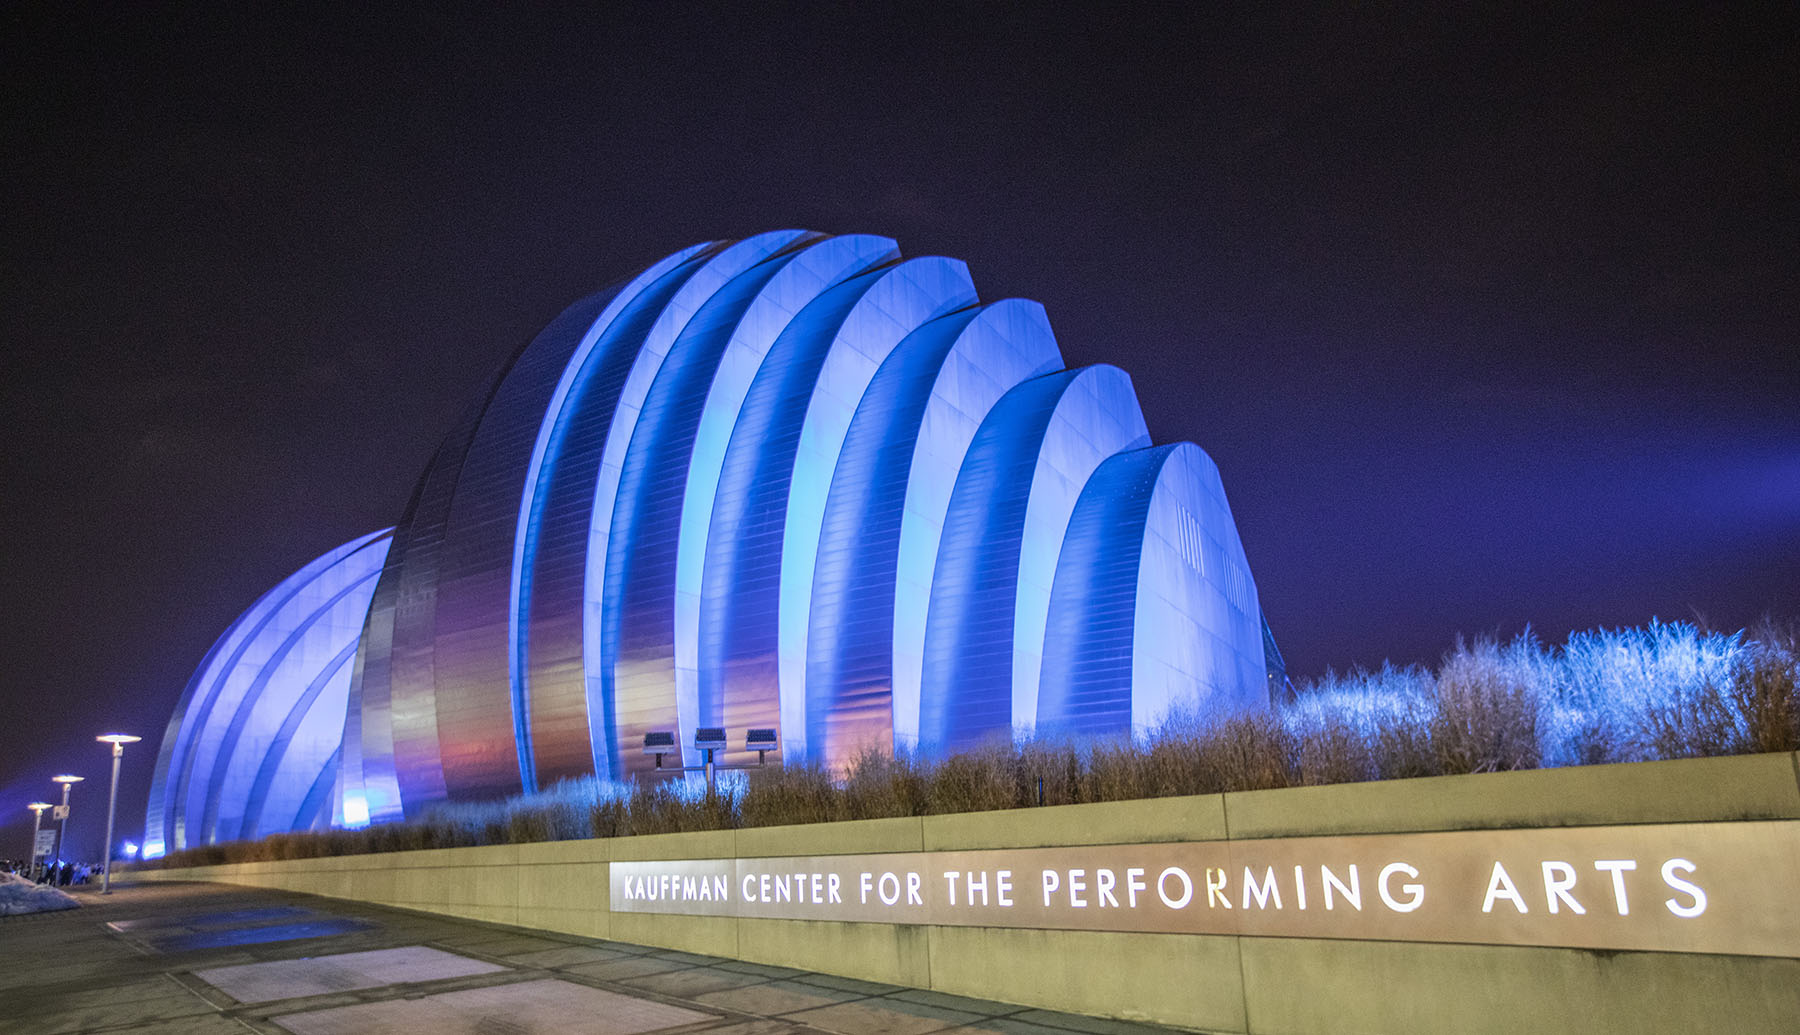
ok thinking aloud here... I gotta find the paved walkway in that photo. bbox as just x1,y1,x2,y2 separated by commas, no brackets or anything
0,881,1186,1035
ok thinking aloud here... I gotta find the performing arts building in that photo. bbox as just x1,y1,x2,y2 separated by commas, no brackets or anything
143,231,1285,857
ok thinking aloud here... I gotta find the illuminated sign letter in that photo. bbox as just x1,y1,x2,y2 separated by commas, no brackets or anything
1483,861,1528,914
1662,858,1706,918
1160,867,1194,909
1242,866,1282,910
1379,862,1424,913
1322,864,1361,911
1541,861,1585,915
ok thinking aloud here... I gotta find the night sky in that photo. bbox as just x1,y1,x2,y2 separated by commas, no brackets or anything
4,5,1794,859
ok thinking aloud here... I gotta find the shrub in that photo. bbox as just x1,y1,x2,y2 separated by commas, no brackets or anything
925,744,1018,814
840,748,931,818
1429,634,1543,774
741,763,839,827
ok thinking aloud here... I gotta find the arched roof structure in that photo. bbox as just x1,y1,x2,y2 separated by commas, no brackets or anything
146,231,1283,852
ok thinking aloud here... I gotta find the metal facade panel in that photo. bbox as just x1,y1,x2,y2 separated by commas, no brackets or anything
581,232,813,778
512,243,719,791
695,271,888,759
919,372,1080,753
145,577,278,854
1133,442,1268,725
429,288,626,802
883,300,1064,753
693,259,977,770
600,245,824,778
201,560,386,842
668,235,899,767
147,531,390,851
918,366,1146,753
1012,365,1150,732
1038,447,1168,736
386,380,508,817
773,258,979,764
340,464,423,826
244,636,359,839
804,311,980,766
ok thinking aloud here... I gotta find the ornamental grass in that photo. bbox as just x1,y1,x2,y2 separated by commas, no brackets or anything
145,618,1799,869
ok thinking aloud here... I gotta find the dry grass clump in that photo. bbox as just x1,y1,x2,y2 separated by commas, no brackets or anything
1640,619,1799,758
1429,635,1543,774
141,618,1798,870
841,749,930,818
740,763,841,828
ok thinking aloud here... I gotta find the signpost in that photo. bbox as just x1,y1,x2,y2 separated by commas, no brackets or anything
25,802,52,882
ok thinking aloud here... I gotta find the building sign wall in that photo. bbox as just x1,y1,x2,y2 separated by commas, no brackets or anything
611,820,1800,957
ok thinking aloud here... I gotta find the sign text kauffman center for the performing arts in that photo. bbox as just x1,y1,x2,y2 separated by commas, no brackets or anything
612,820,1800,957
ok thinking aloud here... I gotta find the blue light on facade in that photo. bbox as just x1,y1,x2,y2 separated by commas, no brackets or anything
147,232,1283,848
146,530,392,852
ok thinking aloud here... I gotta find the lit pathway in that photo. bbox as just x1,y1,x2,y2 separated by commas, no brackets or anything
0,881,1184,1035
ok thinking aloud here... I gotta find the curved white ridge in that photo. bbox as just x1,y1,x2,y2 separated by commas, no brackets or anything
1134,443,1266,729
775,257,978,758
580,231,810,774
673,234,898,761
890,301,1063,748
1012,364,1149,734
507,240,715,759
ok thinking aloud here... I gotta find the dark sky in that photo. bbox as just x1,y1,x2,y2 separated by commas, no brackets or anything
3,4,1795,859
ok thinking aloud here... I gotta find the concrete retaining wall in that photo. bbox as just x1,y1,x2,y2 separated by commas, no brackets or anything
134,753,1800,1033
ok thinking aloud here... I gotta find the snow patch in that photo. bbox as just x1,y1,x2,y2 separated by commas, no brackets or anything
0,872,80,915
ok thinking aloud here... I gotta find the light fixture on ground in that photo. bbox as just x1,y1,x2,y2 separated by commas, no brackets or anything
644,727,782,794
96,734,141,894
50,774,83,875
26,802,52,882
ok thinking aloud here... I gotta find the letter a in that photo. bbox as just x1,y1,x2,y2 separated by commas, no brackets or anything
1482,861,1529,914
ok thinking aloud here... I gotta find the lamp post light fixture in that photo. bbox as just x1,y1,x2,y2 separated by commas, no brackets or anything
49,774,84,877
96,734,141,894
26,802,52,882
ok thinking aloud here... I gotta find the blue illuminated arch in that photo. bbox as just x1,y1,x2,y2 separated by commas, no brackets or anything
1040,443,1267,734
145,530,390,852
698,257,977,757
579,232,811,779
918,365,1149,753
806,300,1063,763
671,234,899,768
598,234,895,777
509,244,722,793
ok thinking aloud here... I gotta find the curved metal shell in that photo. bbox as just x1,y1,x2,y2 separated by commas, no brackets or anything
146,230,1281,846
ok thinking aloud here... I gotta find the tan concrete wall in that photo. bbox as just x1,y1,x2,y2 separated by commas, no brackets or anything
135,752,1800,1034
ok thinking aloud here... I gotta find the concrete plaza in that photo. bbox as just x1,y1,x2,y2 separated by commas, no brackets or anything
0,881,1187,1035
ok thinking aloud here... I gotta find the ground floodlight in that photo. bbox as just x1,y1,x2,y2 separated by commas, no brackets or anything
746,728,779,763
642,731,676,755
693,727,728,750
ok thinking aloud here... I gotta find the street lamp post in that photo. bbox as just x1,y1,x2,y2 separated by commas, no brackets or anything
96,734,141,894
26,802,52,882
49,774,84,882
